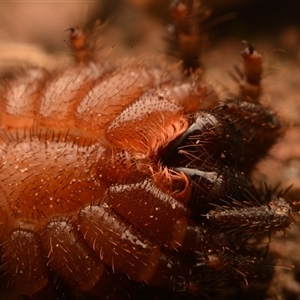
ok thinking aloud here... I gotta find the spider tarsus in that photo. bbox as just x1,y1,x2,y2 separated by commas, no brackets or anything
238,42,263,100
67,27,93,64
169,0,209,74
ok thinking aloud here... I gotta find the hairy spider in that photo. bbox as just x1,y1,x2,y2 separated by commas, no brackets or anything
0,1,295,300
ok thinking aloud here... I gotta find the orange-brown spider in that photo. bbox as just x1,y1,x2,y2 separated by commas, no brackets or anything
0,1,294,300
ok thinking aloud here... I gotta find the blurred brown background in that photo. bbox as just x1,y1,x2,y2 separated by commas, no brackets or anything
1,1,300,64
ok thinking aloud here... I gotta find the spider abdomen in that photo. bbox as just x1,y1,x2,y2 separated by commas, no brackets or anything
0,62,211,297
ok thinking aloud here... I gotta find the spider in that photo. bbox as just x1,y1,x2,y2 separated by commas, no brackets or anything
0,1,294,300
